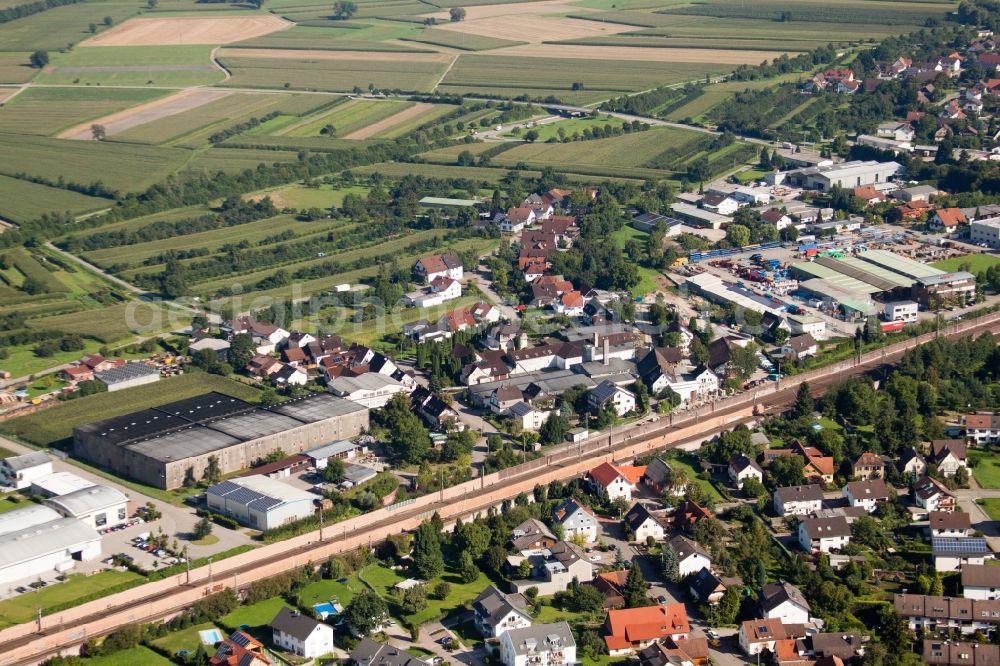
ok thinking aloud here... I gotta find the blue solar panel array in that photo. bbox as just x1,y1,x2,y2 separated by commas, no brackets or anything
209,480,285,510
932,537,990,554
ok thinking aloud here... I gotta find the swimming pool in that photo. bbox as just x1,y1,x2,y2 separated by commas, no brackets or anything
313,602,336,619
199,628,224,645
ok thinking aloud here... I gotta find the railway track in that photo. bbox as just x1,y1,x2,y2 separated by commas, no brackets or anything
3,315,999,665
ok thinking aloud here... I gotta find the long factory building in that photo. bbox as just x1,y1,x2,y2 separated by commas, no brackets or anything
790,249,975,311
74,392,368,490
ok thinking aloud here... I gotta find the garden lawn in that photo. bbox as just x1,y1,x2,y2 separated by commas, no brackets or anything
87,647,174,666
0,570,143,629
969,449,1000,489
151,621,219,657
932,254,1000,274
220,597,295,632
664,454,724,502
296,572,364,609
361,563,501,627
979,498,1000,521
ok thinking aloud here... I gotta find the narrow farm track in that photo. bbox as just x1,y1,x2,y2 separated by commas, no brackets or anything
1,313,998,666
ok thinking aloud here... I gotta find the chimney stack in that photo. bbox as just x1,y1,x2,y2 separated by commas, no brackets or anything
603,338,610,366
593,331,599,347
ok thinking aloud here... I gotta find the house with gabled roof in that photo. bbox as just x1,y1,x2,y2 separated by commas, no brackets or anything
852,452,885,480
760,581,810,624
728,454,763,490
588,461,646,502
271,607,334,658
473,585,532,638
931,439,968,477
623,502,670,542
603,604,691,655
643,458,686,498
552,498,598,543
414,253,464,283
930,207,968,231
914,475,955,513
510,518,558,551
668,534,711,578
211,630,271,666
773,484,823,516
843,479,890,512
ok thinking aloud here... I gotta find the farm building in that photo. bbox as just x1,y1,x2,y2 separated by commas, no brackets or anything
95,362,160,392
206,475,316,530
0,505,101,586
73,392,368,490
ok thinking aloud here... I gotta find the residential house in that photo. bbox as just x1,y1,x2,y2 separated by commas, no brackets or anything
623,502,670,543
773,484,824,517
510,518,558,551
933,537,990,572
62,366,94,383
0,452,52,491
931,439,968,477
247,354,283,378
914,475,956,513
603,604,691,655
350,638,427,666
500,207,535,233
898,447,928,478
798,516,851,553
227,316,290,353
272,364,308,387
760,582,811,625
673,501,711,532
410,386,464,432
778,334,819,360
414,253,464,282
285,331,316,349
738,619,806,657
791,441,835,485
929,511,971,538
689,568,741,605
962,565,1000,600
896,594,1000,634
588,462,646,502
809,633,867,662
499,622,575,666
966,413,1000,445
327,373,411,409
668,534,711,579
281,346,309,367
509,402,553,432
700,192,741,216
509,541,594,595
728,455,763,490
852,452,886,480
491,385,526,415
643,458,686,498
843,479,890,513
555,290,585,317
637,638,708,666
552,499,598,543
924,640,1000,665
930,207,968,231
761,209,793,230
588,380,636,418
271,607,334,659
79,354,120,373
852,186,885,206
877,121,916,142
587,570,628,609
210,630,271,666
473,585,532,638
488,324,529,352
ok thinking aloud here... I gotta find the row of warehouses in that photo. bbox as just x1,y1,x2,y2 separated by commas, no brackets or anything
788,249,976,317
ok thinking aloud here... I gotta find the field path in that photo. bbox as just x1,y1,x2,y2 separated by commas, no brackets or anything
432,55,458,92
58,89,233,140
344,102,434,139
210,46,231,82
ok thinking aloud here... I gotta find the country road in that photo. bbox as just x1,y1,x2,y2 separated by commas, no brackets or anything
1,311,997,666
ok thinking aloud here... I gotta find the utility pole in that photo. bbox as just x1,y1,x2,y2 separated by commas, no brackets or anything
208,557,213,589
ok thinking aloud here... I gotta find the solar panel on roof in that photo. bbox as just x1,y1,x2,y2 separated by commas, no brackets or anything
229,631,253,647
933,538,989,553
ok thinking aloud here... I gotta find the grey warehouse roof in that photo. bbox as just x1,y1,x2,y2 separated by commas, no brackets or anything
304,440,359,460
45,485,127,517
0,505,62,537
0,517,100,569
2,451,51,471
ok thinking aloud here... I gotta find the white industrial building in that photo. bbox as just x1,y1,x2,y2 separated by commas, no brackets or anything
206,475,317,530
970,217,1000,248
883,300,919,323
0,505,101,586
29,472,95,498
786,160,902,191
326,373,412,408
45,485,130,529
95,362,160,392
0,451,53,490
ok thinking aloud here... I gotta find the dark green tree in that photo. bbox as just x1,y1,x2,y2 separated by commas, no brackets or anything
623,561,648,608
412,522,444,580
343,589,388,635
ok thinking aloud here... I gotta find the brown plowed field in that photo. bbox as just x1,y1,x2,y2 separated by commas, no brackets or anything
81,15,289,46
58,89,232,140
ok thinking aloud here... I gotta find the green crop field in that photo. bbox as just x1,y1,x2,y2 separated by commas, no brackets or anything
234,23,429,50
510,115,637,142
0,174,109,223
0,134,189,194
36,45,223,87
401,28,525,51
0,372,262,448
182,147,304,174
442,54,731,94
0,52,36,83
112,93,292,145
623,15,923,43
657,0,950,26
0,1,142,51
282,98,413,137
217,53,448,92
24,302,150,343
419,141,510,163
370,103,457,138
0,87,169,137
221,134,383,152
492,127,702,174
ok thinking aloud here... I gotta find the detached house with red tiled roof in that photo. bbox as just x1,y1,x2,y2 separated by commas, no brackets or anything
603,604,691,655
210,630,271,666
930,207,968,231
414,252,464,283
587,461,646,502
